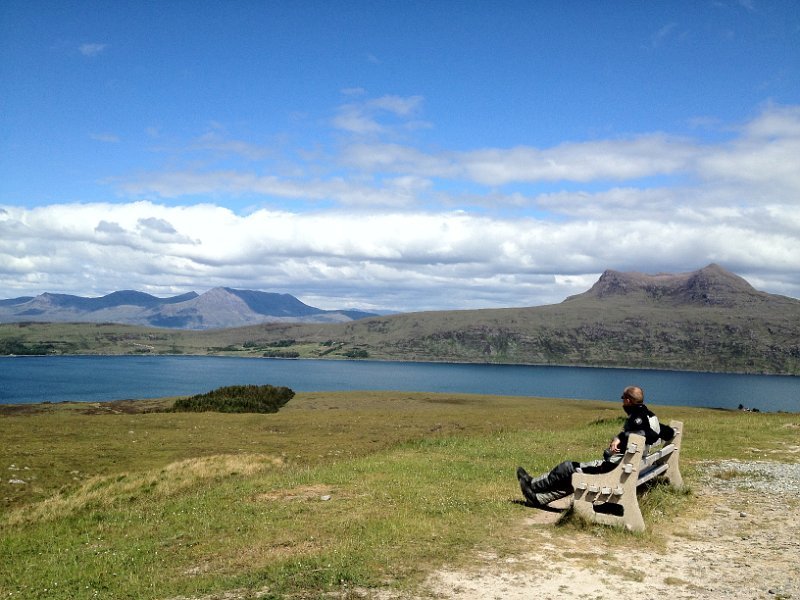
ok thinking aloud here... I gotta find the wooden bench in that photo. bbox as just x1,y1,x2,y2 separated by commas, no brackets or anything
570,420,684,532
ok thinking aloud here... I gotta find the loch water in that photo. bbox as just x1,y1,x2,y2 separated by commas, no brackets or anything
0,355,798,412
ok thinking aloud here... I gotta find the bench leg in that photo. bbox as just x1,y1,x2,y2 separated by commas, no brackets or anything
572,482,646,532
663,420,684,489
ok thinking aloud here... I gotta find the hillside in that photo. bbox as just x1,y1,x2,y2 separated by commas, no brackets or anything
0,287,376,329
1,264,798,374
221,264,800,374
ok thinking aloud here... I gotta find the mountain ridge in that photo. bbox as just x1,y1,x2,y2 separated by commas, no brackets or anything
565,263,789,307
0,287,376,329
2,264,799,374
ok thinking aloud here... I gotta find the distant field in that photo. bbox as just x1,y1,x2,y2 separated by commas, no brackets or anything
2,391,798,599
0,321,354,359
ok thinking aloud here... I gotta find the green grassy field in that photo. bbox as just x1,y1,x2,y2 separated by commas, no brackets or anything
2,392,798,599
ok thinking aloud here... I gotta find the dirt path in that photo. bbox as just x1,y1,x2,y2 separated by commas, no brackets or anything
418,461,800,600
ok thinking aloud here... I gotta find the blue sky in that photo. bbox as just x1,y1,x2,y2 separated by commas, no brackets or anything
1,1,799,311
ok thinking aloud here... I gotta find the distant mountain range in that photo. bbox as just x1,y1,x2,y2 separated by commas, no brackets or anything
2,264,799,374
233,263,799,375
0,287,377,329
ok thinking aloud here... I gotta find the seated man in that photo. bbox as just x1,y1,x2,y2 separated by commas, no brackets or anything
516,385,674,507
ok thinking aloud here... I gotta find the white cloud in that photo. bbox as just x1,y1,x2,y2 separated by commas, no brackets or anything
90,132,120,143
190,131,270,161
650,23,679,48
1,197,798,309
122,103,800,204
738,0,756,13
339,142,457,177
79,43,107,57
460,135,695,185
338,135,697,186
742,105,800,138
332,105,385,135
695,107,800,195
95,220,126,235
116,170,423,208
332,94,426,135
367,95,424,116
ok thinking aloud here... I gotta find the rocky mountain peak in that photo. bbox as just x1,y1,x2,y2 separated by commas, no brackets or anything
569,264,768,307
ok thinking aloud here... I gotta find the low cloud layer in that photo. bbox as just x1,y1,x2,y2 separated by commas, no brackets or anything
2,101,799,311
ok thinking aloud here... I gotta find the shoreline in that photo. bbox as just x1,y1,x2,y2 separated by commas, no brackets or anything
1,351,797,378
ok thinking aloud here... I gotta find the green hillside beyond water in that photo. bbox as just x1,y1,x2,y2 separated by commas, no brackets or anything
2,265,799,374
2,391,798,599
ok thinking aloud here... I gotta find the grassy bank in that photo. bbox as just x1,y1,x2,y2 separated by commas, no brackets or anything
2,392,798,599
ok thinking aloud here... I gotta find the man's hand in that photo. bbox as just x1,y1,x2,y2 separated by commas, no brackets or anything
608,437,621,454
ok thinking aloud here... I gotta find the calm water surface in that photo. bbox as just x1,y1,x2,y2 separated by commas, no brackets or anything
0,355,798,412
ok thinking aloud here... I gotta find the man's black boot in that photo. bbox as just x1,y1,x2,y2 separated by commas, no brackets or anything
519,477,543,507
516,466,531,485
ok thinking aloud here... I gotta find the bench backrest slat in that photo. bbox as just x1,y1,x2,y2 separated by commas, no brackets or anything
642,443,676,469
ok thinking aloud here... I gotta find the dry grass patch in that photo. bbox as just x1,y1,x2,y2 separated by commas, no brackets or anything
254,484,336,502
4,453,282,526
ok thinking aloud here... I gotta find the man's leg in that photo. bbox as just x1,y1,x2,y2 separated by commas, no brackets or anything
517,461,578,506
528,460,579,493
517,467,548,505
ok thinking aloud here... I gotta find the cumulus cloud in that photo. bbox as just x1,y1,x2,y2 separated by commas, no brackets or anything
332,94,426,135
695,108,800,195
95,220,126,236
332,105,385,135
459,135,696,185
1,197,798,309
743,105,800,137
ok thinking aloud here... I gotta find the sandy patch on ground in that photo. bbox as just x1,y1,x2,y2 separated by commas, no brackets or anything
169,462,800,600
417,464,800,600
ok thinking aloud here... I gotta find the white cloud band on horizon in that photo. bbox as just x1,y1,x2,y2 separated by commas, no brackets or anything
1,200,797,310
1,102,798,311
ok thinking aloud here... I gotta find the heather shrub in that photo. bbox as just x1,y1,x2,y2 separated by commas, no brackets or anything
172,384,294,413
